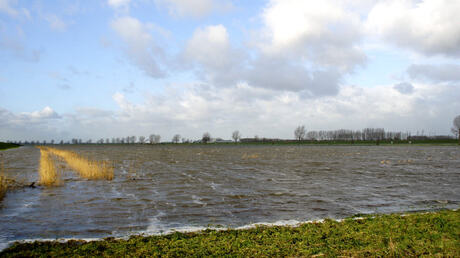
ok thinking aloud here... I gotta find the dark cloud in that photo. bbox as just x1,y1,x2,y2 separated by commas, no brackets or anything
393,82,414,94
408,64,460,83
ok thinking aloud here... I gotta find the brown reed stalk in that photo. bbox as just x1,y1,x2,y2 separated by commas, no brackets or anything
0,176,7,201
44,147,114,180
0,154,7,200
38,148,61,186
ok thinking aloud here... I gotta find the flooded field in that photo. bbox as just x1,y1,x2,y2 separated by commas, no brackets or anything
1,145,459,248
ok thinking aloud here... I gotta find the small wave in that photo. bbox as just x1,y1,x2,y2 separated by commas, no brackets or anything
191,195,206,206
209,182,220,190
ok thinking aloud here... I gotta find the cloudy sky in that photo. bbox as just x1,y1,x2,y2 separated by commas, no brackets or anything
1,0,459,142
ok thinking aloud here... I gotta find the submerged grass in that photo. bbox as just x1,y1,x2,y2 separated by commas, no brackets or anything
0,153,9,200
43,147,113,180
37,148,61,187
0,154,27,200
0,175,7,201
1,209,458,257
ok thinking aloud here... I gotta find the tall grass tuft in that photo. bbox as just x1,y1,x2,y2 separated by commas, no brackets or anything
0,176,7,201
38,148,61,186
0,154,7,200
44,147,114,180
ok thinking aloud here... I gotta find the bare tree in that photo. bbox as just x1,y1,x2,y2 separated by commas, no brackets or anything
202,132,211,143
232,130,241,142
306,131,318,140
172,134,181,143
139,136,146,144
451,127,458,138
294,125,306,141
453,115,460,144
149,134,161,144
131,136,137,144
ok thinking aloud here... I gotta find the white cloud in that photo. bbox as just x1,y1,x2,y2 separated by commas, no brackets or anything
25,106,61,120
259,0,366,71
366,0,460,57
44,14,67,31
111,16,165,77
182,24,341,95
175,0,367,96
2,82,459,141
183,25,245,86
185,25,231,69
155,0,232,18
0,0,28,18
104,83,460,138
0,0,18,16
0,106,60,129
107,0,131,9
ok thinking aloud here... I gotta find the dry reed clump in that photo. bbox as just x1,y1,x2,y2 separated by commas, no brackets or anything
0,175,7,201
44,147,114,180
0,154,7,200
38,148,61,186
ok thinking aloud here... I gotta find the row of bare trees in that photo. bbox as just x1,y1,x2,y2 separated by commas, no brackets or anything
294,122,459,141
8,115,459,145
12,130,242,145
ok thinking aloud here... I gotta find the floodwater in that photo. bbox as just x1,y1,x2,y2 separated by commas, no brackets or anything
1,145,459,248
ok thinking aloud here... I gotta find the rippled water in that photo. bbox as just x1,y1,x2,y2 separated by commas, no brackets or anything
1,145,459,247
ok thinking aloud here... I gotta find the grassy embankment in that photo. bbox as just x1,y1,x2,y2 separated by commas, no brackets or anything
0,142,20,150
42,146,114,180
2,209,458,257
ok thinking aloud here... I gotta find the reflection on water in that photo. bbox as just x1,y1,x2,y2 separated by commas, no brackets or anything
0,145,459,246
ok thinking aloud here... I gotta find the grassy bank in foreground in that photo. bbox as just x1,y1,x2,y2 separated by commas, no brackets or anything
0,142,20,150
2,210,459,257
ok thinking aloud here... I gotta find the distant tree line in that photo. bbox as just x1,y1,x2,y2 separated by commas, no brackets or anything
6,115,459,145
304,128,408,141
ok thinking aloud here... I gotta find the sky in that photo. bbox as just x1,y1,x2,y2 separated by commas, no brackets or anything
1,0,459,142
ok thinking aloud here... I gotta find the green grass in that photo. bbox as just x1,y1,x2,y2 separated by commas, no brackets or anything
2,209,459,257
0,142,20,150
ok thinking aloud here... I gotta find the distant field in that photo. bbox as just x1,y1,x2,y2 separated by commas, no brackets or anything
2,209,458,257
0,142,20,150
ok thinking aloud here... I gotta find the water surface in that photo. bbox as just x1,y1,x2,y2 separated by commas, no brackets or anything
1,145,459,247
